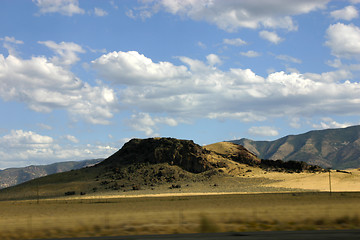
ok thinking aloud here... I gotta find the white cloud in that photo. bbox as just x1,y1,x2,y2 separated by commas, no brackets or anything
276,54,302,64
33,0,85,16
93,51,360,134
0,129,53,146
259,30,283,44
63,134,79,143
94,7,108,17
326,58,342,68
325,23,360,59
128,112,178,136
223,38,247,46
0,36,24,56
2,36,23,45
0,129,118,168
303,69,352,83
312,117,353,129
92,51,190,85
248,126,279,137
206,54,222,66
38,41,85,65
330,5,358,21
130,0,329,32
0,52,117,125
240,50,261,58
208,112,266,122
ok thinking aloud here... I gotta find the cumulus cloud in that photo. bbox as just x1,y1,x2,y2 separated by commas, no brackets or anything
206,54,222,66
0,129,53,147
128,112,178,136
240,50,261,58
0,50,117,124
303,69,352,83
93,50,360,129
130,0,328,32
223,38,247,46
248,126,279,137
259,30,283,44
312,117,353,129
92,51,190,85
38,41,85,65
94,7,108,17
33,0,85,16
0,129,118,168
330,5,358,21
325,23,360,59
63,134,79,143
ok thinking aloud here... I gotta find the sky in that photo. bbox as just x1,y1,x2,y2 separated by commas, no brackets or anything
1,0,360,169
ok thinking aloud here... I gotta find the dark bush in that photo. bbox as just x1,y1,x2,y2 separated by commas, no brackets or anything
132,185,140,190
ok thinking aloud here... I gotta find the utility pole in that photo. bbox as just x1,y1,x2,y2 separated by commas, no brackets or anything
328,168,332,196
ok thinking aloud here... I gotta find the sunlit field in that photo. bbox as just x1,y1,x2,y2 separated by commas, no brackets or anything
0,192,359,239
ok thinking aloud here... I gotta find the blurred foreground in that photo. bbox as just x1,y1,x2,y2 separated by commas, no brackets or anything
0,192,359,239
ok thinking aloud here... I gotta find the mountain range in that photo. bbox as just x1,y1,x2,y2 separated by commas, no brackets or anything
0,159,103,189
232,125,360,169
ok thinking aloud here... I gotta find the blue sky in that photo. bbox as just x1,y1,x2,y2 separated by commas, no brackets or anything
1,0,360,168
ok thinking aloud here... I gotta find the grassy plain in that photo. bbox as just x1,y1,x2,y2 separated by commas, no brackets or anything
0,192,359,239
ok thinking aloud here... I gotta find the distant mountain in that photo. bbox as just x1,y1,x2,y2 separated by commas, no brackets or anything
231,125,360,169
0,159,103,189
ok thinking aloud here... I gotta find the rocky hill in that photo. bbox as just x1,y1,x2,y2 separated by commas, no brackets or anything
0,159,103,189
98,138,214,173
0,137,325,200
232,125,360,169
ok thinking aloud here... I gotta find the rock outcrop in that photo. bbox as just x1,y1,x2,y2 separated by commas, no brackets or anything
99,138,213,173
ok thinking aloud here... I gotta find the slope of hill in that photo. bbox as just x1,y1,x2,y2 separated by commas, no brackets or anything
232,125,360,169
0,159,103,189
0,138,328,201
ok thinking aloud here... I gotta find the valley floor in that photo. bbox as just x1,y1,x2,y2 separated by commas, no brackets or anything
0,166,359,239
65,168,360,200
0,192,359,240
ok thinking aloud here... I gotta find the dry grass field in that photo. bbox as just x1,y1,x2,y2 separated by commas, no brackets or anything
0,140,359,239
0,192,359,239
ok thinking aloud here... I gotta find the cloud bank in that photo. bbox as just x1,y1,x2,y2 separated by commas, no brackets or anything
93,50,360,135
0,130,117,168
0,41,117,124
130,0,329,32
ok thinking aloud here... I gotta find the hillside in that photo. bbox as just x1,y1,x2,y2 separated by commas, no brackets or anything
0,137,325,200
232,125,360,169
0,159,103,189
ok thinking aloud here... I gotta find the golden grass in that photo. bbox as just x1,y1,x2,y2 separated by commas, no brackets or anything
0,192,359,239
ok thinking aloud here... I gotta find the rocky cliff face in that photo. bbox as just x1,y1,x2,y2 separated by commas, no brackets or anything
99,138,213,173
